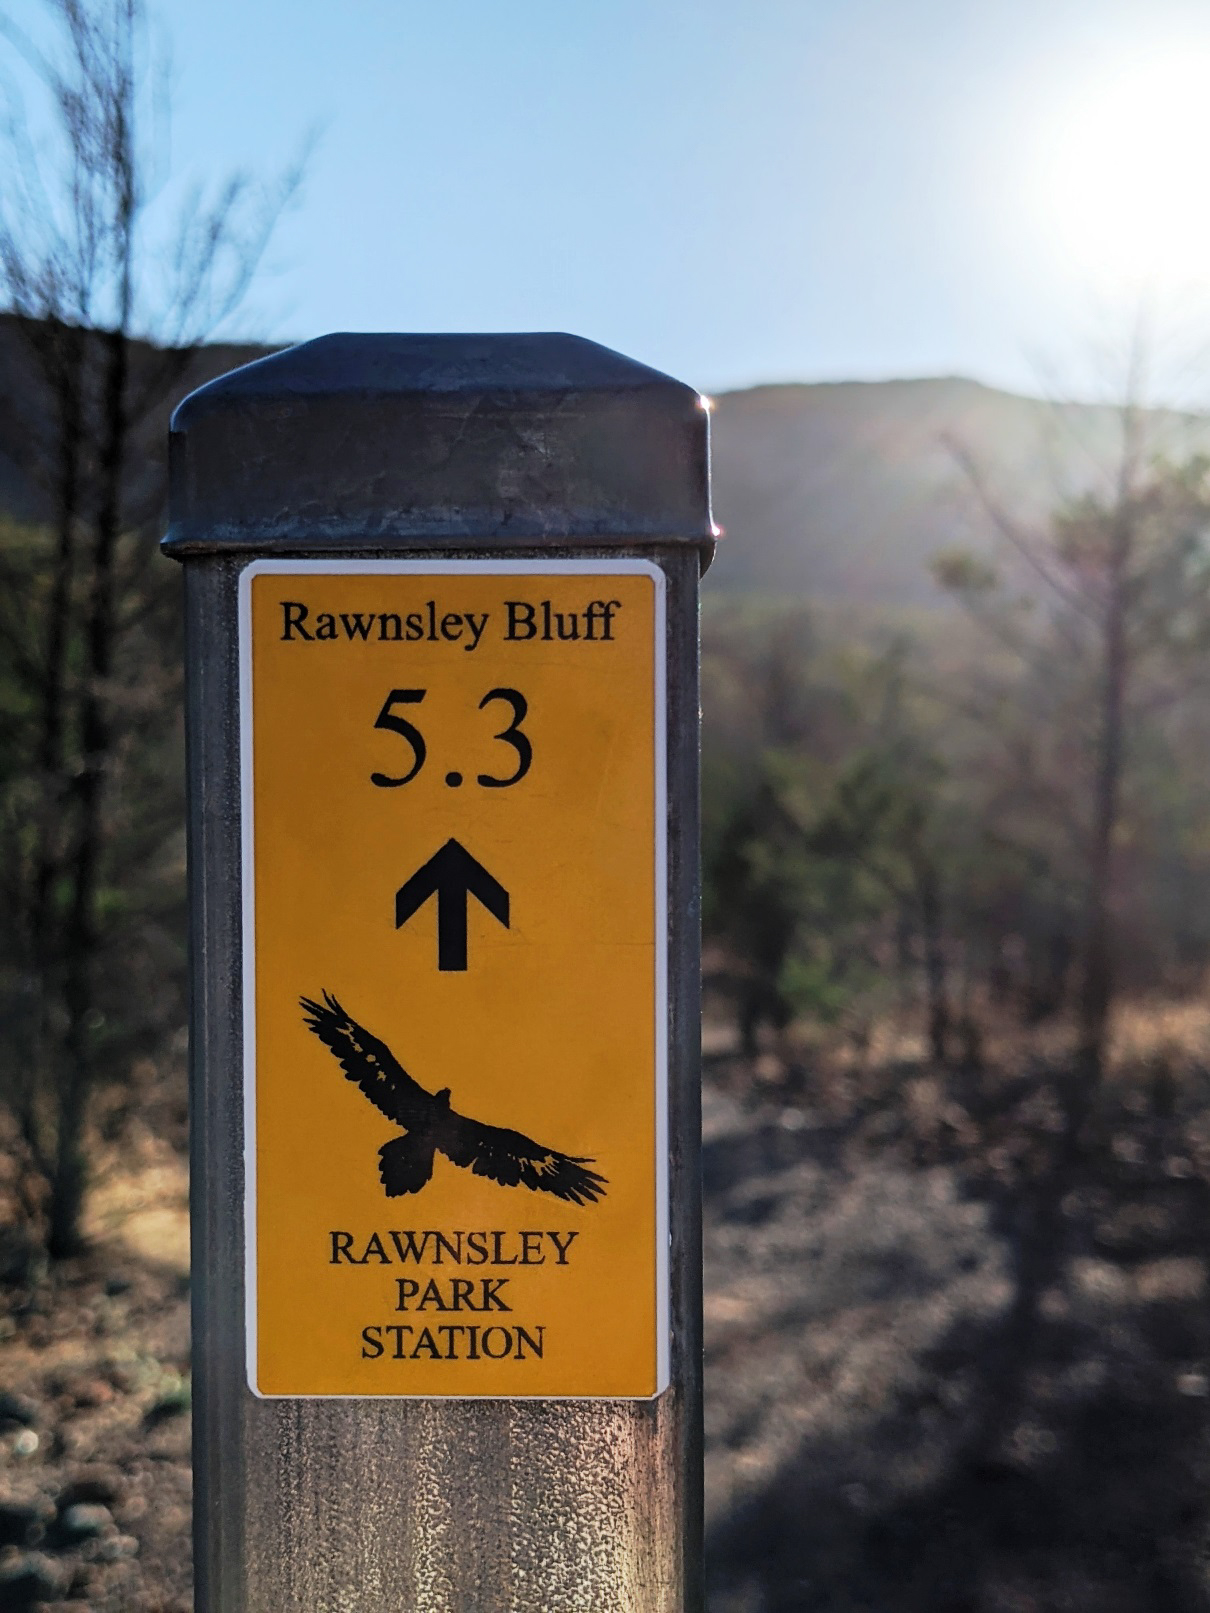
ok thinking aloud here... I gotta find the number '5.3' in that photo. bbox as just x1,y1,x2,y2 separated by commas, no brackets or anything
369,688,532,789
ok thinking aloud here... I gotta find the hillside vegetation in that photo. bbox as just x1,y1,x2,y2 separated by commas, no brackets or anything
709,375,1210,600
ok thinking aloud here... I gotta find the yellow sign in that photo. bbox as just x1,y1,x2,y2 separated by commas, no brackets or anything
240,560,667,1398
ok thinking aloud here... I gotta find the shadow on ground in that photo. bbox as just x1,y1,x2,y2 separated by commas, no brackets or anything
703,1051,1210,1612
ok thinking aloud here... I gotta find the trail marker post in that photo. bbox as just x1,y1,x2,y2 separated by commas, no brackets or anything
165,334,712,1611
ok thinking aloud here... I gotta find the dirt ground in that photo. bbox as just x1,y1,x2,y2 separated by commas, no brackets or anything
703,1002,1210,1612
4,1005,1210,1610
0,1125,191,1612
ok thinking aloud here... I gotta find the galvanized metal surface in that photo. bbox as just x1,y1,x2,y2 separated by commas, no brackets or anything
176,333,706,1612
166,332,715,559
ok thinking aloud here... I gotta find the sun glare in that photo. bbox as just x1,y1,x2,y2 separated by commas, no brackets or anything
1034,45,1210,298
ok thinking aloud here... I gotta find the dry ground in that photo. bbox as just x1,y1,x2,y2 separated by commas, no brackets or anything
704,1001,1210,1612
0,1118,190,1611
4,1003,1210,1610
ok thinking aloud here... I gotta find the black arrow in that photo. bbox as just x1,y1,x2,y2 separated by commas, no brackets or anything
394,838,510,972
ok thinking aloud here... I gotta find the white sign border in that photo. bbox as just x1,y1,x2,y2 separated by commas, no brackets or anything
237,557,670,1400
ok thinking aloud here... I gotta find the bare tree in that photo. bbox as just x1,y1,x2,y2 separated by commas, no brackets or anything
0,0,303,1255
932,339,1210,1460
936,333,1210,1095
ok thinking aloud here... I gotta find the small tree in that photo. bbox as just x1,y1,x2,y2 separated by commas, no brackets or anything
0,0,302,1255
705,612,959,1060
809,739,953,1061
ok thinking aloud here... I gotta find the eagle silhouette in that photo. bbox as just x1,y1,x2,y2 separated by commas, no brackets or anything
300,992,607,1206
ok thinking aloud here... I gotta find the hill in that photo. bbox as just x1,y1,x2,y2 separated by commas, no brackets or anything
707,375,1210,601
3,318,1208,605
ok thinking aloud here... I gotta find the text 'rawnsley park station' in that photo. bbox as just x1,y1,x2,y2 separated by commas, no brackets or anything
329,1228,583,1364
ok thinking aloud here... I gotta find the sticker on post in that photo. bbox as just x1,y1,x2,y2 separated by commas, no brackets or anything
239,560,667,1398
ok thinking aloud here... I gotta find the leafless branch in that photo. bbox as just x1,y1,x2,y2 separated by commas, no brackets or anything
945,433,1101,622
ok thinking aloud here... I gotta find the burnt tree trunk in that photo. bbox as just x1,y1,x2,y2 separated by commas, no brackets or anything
22,320,86,1172
915,854,950,1065
1075,442,1134,1097
49,317,129,1259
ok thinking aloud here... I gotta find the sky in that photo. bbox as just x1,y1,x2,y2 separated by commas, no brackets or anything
10,0,1210,396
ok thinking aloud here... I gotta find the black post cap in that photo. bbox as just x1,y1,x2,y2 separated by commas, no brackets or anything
164,332,714,561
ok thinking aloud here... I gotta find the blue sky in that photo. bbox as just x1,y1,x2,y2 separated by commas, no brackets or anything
10,0,1210,394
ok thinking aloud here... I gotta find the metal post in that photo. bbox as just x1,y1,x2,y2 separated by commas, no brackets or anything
165,333,712,1612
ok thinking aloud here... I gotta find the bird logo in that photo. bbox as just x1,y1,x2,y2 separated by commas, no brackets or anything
300,992,608,1206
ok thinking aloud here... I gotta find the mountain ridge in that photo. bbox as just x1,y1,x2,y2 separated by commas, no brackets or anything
3,315,1207,605
707,373,1210,600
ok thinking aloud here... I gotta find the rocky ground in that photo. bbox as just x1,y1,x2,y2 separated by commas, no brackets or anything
4,1007,1210,1610
0,1256,192,1611
0,1127,191,1612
